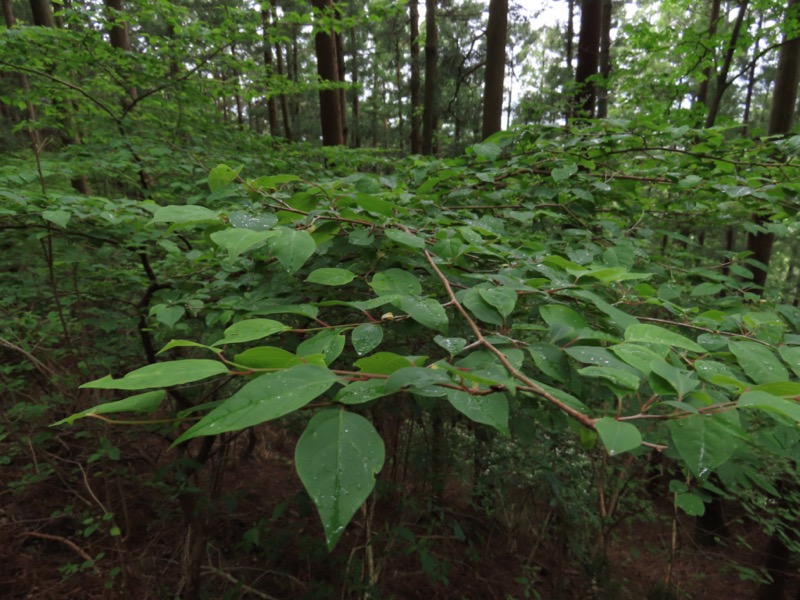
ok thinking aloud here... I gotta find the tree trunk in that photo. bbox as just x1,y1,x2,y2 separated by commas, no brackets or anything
334,5,348,144
573,0,603,119
695,0,721,110
105,0,130,53
704,0,749,128
566,0,575,70
29,0,54,27
747,0,800,293
421,0,438,155
311,0,345,146
481,0,508,139
261,8,280,137
596,0,613,118
409,0,421,153
350,25,361,147
741,15,764,134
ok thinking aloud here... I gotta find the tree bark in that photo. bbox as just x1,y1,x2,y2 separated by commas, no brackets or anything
29,0,54,27
573,0,603,119
261,8,280,137
421,0,438,155
481,0,508,139
311,0,345,145
704,0,749,128
596,0,613,118
350,25,361,147
695,0,721,110
409,0,421,153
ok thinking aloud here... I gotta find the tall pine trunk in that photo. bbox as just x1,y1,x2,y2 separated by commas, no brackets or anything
481,0,508,139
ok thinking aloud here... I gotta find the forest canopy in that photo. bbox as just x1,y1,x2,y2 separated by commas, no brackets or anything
4,0,800,598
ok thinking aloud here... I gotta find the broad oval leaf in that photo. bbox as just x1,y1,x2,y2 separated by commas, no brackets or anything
400,296,448,333
267,227,316,273
624,324,705,352
210,228,273,260
594,417,642,456
213,319,290,346
306,268,357,286
295,409,385,550
369,269,422,297
174,364,338,444
81,359,230,390
668,412,739,479
151,205,219,224
446,389,509,435
53,391,166,425
351,323,384,355
728,341,789,384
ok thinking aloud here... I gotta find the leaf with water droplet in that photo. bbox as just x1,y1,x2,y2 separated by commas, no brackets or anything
296,409,385,551
595,417,642,456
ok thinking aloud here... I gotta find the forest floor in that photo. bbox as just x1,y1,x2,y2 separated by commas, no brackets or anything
0,418,796,600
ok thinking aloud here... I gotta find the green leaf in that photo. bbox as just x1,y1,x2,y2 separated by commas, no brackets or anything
471,142,502,161
208,164,242,192
385,367,452,395
594,417,642,456
153,305,185,328
267,228,316,273
210,228,272,260
251,174,300,191
354,352,416,374
446,390,509,435
434,336,467,355
578,366,641,390
174,365,338,443
351,324,383,356
385,229,426,249
728,341,789,384
690,282,724,297
460,288,503,326
478,288,517,319
81,360,229,390
297,330,345,365
610,343,664,375
668,413,739,479
650,359,699,398
42,209,70,228
738,391,800,423
306,268,357,286
551,163,579,182
150,205,219,224
355,194,397,217
540,304,589,331
369,269,422,297
334,379,389,405
295,409,385,550
527,342,570,383
676,493,706,516
53,391,166,426
624,324,705,352
233,347,303,370
212,319,290,346
778,346,800,378
400,297,448,333
564,346,640,375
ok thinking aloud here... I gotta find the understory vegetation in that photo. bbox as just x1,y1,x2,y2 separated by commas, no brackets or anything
5,0,800,598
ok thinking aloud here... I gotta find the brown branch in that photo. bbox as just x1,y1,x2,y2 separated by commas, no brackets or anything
416,232,597,430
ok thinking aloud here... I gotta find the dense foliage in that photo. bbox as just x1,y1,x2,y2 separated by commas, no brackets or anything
4,0,800,598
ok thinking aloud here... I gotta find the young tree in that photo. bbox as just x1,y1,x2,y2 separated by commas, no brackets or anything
481,0,508,139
